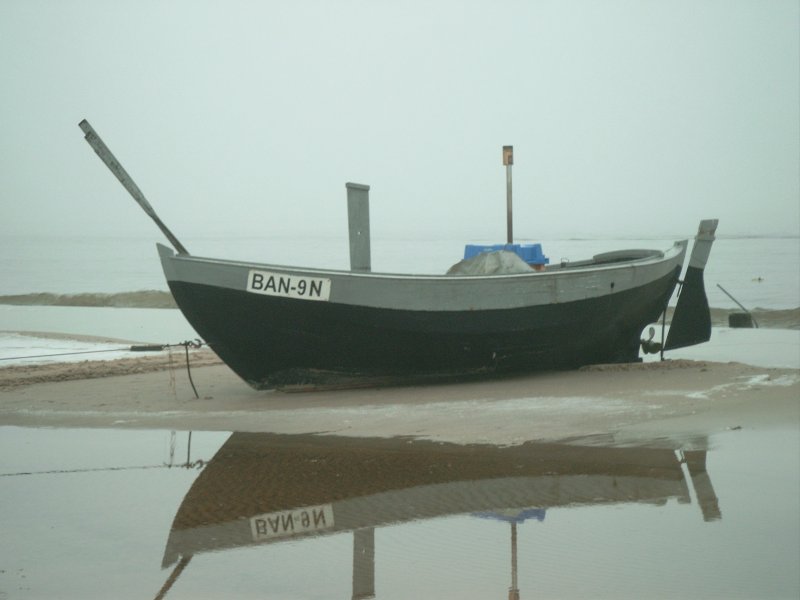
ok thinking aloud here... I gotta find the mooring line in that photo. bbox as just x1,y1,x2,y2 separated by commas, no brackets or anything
0,460,206,478
0,339,204,362
0,347,137,361
180,340,203,399
1,339,206,398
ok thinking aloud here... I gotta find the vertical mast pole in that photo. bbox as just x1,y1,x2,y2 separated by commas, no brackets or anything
503,145,514,244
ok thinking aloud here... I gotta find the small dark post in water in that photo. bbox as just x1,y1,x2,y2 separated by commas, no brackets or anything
509,522,520,600
503,146,514,244
346,182,371,272
352,527,375,600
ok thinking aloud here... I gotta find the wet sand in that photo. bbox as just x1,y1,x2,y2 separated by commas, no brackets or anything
1,346,797,445
0,346,222,389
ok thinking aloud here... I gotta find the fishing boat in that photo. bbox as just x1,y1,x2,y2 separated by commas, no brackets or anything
79,120,718,389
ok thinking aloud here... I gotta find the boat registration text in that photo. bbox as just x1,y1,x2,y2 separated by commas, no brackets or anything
250,504,335,541
247,270,331,301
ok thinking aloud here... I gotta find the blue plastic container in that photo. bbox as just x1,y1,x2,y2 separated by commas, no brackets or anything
463,243,549,266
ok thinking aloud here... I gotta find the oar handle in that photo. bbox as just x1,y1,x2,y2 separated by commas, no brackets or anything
79,119,189,255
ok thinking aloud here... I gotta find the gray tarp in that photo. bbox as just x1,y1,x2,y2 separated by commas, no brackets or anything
446,250,534,276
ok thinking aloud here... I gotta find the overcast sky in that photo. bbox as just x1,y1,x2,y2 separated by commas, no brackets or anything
1,0,798,243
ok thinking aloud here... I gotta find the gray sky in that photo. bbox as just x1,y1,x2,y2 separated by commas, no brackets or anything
1,0,798,242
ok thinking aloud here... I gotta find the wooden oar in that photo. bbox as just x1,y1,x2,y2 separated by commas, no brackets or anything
79,119,189,255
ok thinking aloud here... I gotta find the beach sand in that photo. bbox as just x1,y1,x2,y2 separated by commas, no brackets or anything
1,342,797,445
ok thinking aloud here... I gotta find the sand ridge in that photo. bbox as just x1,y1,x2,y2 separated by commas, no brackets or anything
1,356,797,445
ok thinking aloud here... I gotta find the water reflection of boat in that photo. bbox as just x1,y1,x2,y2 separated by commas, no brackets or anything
158,432,720,598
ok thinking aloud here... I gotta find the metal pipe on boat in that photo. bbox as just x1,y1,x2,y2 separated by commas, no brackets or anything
346,182,371,272
503,146,514,244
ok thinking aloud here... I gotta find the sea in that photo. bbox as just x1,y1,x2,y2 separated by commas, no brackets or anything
1,234,799,598
0,233,798,366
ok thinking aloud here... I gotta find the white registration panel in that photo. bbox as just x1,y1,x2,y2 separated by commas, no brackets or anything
250,504,335,540
246,269,331,301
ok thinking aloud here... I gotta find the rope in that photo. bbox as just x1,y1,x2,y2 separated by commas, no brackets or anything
167,345,178,400
0,460,206,478
0,339,204,362
0,347,140,361
1,338,205,399
182,340,202,399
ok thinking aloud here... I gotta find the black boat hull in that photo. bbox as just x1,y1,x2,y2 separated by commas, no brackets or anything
167,265,680,388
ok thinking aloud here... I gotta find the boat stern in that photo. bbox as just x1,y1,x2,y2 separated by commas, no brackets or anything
664,219,719,351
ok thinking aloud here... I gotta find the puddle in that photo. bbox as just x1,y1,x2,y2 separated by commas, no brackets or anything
0,426,797,599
